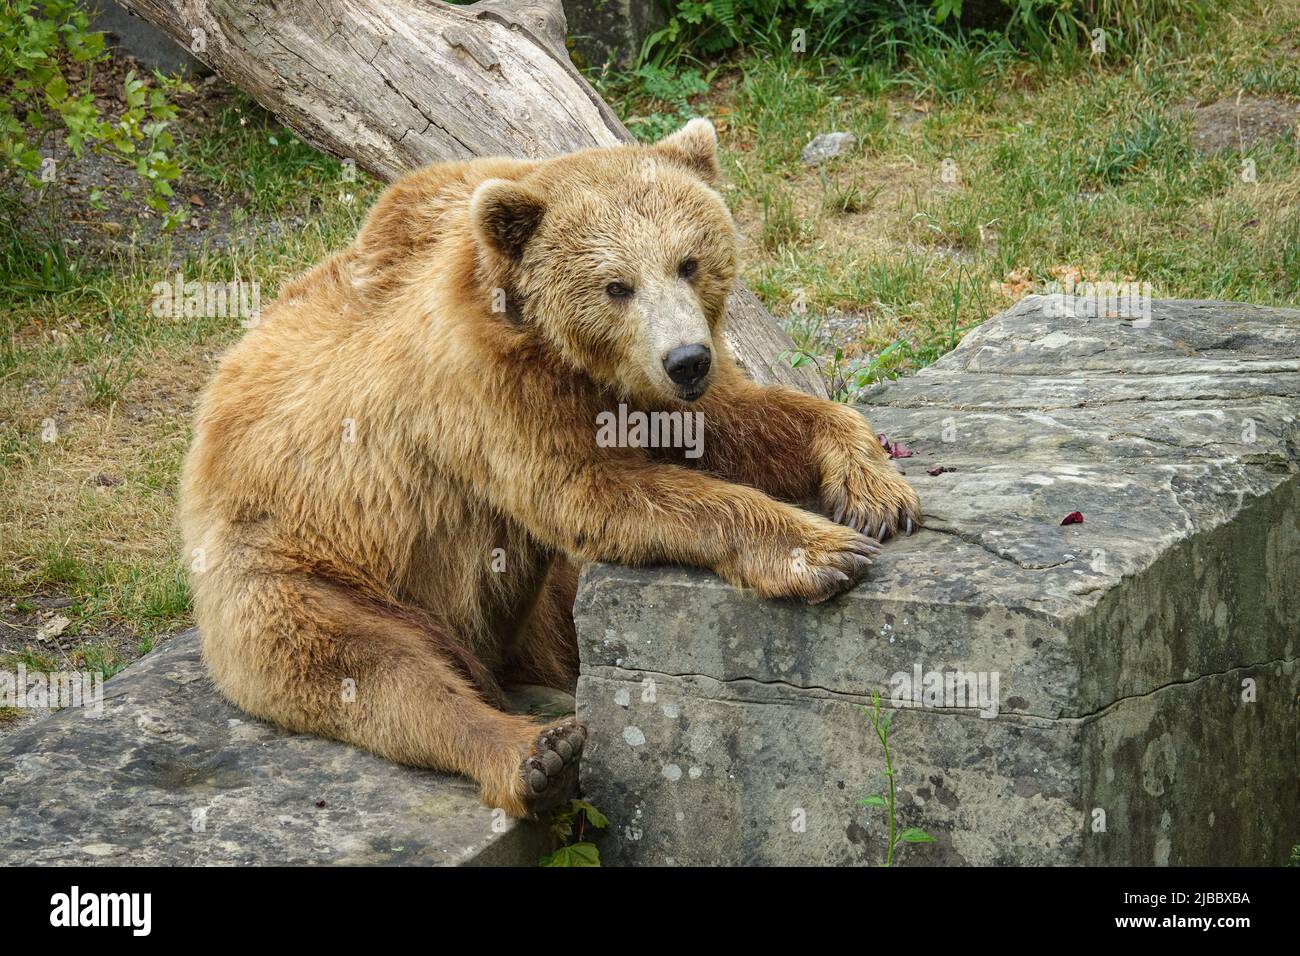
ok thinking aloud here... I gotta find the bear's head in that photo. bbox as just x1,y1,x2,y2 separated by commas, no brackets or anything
470,119,737,404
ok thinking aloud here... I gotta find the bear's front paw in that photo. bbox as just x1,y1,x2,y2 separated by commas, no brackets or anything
821,453,923,541
736,519,882,605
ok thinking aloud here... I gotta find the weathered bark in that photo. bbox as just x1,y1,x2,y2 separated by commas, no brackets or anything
117,0,824,395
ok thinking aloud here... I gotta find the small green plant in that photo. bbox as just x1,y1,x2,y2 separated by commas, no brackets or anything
819,171,883,216
785,337,913,402
619,64,711,142
83,348,137,410
859,691,934,866
539,798,608,866
759,183,800,251
1,1,190,217
11,648,58,672
0,0,190,300
77,642,125,681
1086,110,1188,187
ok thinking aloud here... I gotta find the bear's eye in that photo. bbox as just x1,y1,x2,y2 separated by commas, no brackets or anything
678,258,699,280
606,281,633,300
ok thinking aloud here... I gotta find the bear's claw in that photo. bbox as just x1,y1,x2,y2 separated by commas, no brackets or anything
519,719,587,817
823,462,923,541
802,529,880,604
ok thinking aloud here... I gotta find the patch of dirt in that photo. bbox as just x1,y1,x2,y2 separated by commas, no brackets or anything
0,594,176,743
729,155,931,274
0,594,142,673
1190,95,1300,154
0,706,45,742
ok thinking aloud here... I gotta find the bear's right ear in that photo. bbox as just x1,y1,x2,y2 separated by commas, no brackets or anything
469,178,546,261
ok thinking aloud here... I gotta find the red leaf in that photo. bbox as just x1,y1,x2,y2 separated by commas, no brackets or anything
1060,511,1084,526
877,434,915,459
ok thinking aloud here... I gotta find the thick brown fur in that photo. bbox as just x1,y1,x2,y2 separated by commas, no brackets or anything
180,119,921,817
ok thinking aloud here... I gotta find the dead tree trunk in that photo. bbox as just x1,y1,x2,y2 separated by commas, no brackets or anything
116,0,824,395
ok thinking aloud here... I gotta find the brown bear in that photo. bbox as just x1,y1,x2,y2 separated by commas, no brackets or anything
180,119,921,818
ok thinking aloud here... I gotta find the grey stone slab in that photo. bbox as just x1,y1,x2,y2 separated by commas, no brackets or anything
576,296,1300,865
578,658,1295,866
0,631,554,866
562,0,664,69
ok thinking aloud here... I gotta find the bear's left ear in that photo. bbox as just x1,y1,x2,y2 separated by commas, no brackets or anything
651,118,721,186
469,178,547,261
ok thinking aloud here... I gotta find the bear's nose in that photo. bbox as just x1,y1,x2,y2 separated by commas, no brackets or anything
663,344,712,387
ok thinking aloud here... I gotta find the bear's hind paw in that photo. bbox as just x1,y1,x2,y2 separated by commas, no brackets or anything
519,718,588,818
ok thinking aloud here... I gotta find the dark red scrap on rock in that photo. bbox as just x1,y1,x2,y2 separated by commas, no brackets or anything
877,433,915,459
1060,511,1085,525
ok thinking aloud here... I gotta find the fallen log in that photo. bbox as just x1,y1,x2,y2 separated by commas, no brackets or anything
117,0,825,394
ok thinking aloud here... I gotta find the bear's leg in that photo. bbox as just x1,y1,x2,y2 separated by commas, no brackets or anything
500,558,580,694
202,573,586,818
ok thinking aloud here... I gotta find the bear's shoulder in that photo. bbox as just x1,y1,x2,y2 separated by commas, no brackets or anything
350,158,535,303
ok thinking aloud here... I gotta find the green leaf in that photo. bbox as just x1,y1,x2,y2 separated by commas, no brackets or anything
573,800,609,829
538,842,601,867
900,828,935,843
43,73,68,102
859,794,886,808
932,0,963,25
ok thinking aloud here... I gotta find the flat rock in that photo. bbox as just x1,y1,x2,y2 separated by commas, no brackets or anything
0,631,561,866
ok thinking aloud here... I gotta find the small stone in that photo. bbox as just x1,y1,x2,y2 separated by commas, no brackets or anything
801,132,856,165
35,615,71,642
81,843,122,857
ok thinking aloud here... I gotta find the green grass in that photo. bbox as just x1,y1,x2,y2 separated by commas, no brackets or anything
175,91,354,218
0,640,126,687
